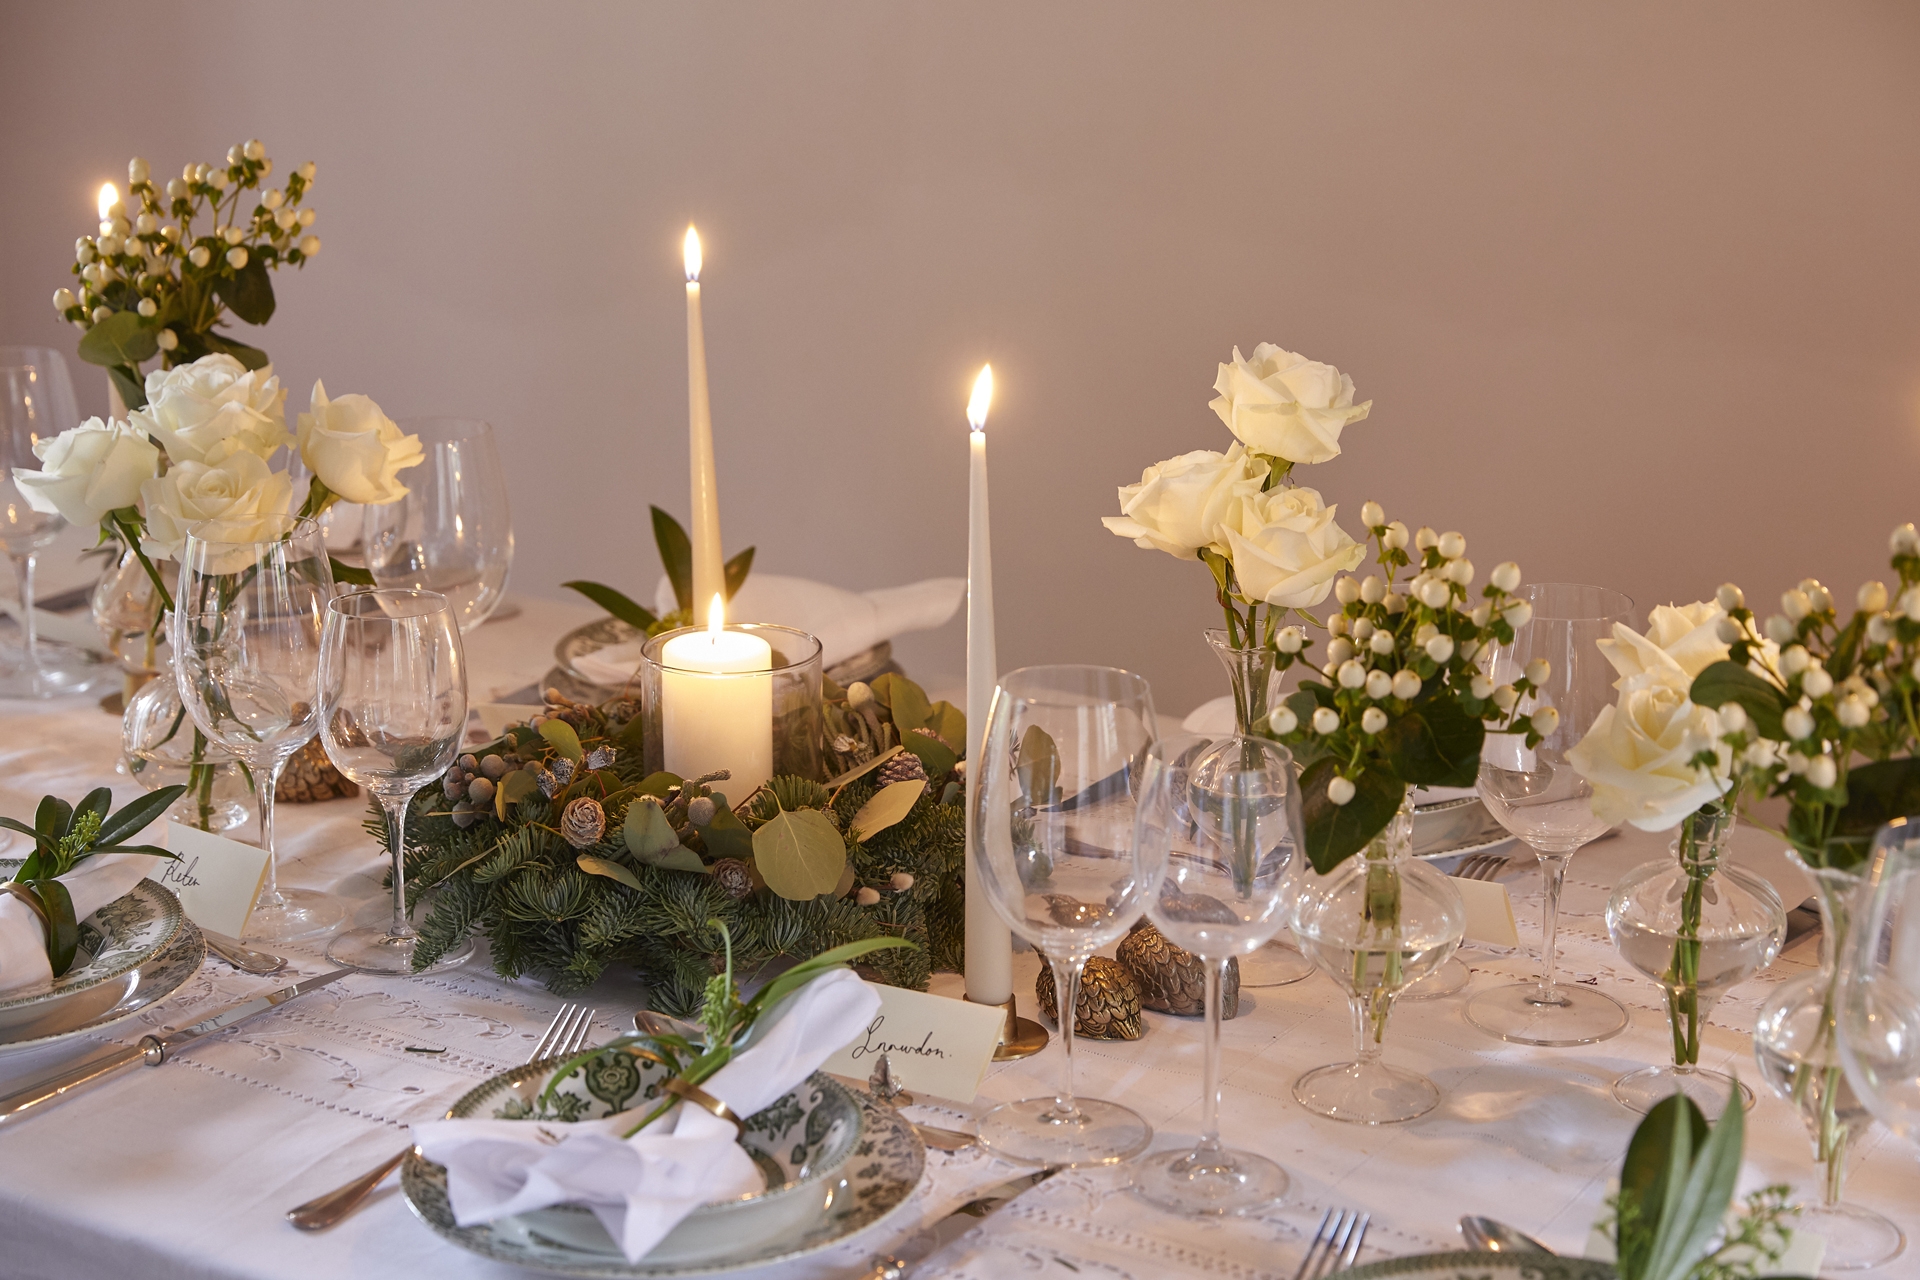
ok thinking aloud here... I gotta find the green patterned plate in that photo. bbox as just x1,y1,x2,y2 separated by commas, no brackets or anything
1343,1252,1615,1279
0,860,184,1013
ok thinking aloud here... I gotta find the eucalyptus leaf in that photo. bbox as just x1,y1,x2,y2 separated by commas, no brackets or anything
927,701,968,757
329,556,374,587
214,256,275,325
1299,759,1404,874
751,808,846,900
702,805,755,860
879,674,935,735
850,779,926,840
76,311,158,368
1016,725,1061,806
1689,660,1787,742
540,719,585,762
562,580,657,631
495,769,538,820
624,799,681,859
198,331,270,370
652,846,709,874
1830,757,1920,864
723,547,754,601
1380,696,1485,788
636,771,682,799
899,728,957,779
576,855,644,892
108,364,146,411
651,507,693,613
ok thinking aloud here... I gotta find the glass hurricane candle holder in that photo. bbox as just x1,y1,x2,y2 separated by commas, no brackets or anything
640,623,823,804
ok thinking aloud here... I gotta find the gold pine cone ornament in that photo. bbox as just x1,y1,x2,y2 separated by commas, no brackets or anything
1116,921,1238,1018
275,737,358,803
1035,956,1142,1040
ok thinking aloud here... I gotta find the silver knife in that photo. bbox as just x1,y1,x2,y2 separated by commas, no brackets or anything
0,967,353,1124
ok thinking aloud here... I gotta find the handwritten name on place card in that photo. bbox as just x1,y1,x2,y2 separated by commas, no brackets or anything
163,821,272,938
819,982,1006,1103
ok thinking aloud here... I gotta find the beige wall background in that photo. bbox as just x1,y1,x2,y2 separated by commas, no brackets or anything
4,1,1918,715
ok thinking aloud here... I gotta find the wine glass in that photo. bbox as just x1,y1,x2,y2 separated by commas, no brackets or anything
1839,815,1920,1143
173,515,343,942
1467,583,1634,1047
1131,731,1300,1214
972,664,1166,1167
319,588,474,974
363,418,512,632
0,347,110,698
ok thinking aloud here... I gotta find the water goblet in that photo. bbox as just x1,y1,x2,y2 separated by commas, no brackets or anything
971,664,1166,1167
173,515,343,942
319,589,474,974
1131,732,1300,1214
1467,583,1634,1047
363,418,512,632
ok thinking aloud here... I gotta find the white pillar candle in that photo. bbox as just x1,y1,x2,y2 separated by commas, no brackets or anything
963,364,1013,1006
684,226,725,611
660,595,773,805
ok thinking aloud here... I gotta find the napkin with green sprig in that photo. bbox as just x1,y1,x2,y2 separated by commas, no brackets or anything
0,785,186,993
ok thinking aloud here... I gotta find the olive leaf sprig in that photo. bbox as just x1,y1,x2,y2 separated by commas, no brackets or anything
0,785,187,976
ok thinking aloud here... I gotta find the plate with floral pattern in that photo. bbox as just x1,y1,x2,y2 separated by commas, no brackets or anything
0,860,184,1013
0,918,206,1052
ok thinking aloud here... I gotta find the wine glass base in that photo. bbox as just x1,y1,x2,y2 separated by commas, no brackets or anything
0,641,115,699
1791,1200,1905,1270
977,1096,1153,1168
327,926,476,976
1464,981,1628,1046
242,889,344,944
1399,956,1471,1001
1611,1065,1753,1118
1237,938,1316,988
1131,1143,1289,1216
1293,1059,1440,1125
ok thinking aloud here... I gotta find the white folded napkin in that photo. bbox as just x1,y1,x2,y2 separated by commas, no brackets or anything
412,967,881,1263
0,852,165,996
570,574,964,687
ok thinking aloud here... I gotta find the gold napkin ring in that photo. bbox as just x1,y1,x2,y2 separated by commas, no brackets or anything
661,1078,744,1135
0,882,51,941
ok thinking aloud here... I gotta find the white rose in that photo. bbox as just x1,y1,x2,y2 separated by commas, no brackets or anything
1220,483,1365,608
295,380,423,506
1101,444,1264,561
139,451,294,565
131,354,290,465
1598,602,1730,695
13,418,159,526
1566,683,1728,830
1209,343,1371,465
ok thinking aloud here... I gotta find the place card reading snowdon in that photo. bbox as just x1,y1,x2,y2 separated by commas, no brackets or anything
162,821,273,937
820,981,1006,1102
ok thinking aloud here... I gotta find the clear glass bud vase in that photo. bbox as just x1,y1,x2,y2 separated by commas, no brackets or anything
1605,805,1783,1118
121,607,254,834
91,543,166,711
1204,628,1314,987
1752,853,1906,1271
1291,799,1466,1123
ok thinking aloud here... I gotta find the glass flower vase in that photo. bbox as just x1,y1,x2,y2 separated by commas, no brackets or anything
1291,799,1466,1123
91,544,167,712
1752,853,1906,1271
1605,806,1783,1118
121,612,254,834
1205,628,1314,987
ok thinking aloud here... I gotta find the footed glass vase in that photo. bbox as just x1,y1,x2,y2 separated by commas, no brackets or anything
1291,799,1466,1123
1605,806,1783,1118
1752,854,1905,1271
121,616,254,834
1205,628,1313,987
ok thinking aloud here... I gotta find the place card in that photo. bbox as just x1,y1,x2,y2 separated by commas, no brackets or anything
819,981,1007,1103
1450,874,1520,948
161,821,272,938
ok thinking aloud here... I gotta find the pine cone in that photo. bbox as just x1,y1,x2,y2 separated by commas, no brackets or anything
1035,956,1142,1040
560,796,607,848
1117,921,1238,1018
875,751,927,787
275,737,359,803
711,858,754,900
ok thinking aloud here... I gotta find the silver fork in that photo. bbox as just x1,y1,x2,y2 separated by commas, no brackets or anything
1454,852,1510,882
1294,1207,1371,1278
285,1003,598,1231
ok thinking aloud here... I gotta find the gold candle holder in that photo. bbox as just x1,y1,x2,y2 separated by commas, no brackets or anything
968,993,1048,1061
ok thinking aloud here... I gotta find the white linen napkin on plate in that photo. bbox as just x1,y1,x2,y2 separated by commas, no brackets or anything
411,967,882,1263
570,574,964,686
0,852,165,996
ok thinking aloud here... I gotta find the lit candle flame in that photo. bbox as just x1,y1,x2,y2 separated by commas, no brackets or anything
707,592,725,638
967,364,993,432
97,183,118,221
684,226,702,282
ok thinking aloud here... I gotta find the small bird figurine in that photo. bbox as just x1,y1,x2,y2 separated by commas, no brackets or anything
1117,920,1238,1019
1036,956,1142,1040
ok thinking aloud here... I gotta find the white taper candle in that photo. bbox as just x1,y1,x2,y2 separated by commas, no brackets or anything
684,226,725,611
963,364,1013,1005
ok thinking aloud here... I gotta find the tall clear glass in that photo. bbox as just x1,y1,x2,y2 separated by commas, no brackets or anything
1132,731,1300,1214
1839,815,1920,1144
319,589,474,975
173,515,342,942
1468,582,1634,1047
362,418,512,632
971,664,1166,1167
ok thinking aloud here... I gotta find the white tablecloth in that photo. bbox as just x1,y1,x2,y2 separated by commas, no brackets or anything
0,597,1914,1280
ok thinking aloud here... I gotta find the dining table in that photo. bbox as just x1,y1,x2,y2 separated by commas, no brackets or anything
0,594,1914,1280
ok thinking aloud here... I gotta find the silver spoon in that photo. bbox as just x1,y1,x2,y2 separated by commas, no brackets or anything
1460,1216,1553,1254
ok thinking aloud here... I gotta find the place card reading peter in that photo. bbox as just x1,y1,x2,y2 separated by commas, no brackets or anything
820,981,1006,1102
162,821,272,937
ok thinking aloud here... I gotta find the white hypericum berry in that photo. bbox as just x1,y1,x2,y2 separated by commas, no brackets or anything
1353,618,1376,641
1459,638,1483,663
1892,524,1920,556
188,245,211,268
1715,617,1743,645
1425,635,1456,663
1784,752,1809,776
244,138,266,162
207,169,228,190
261,189,284,211
1366,669,1393,699
1905,590,1920,624
1718,703,1748,734
1327,637,1355,665
156,328,178,351
1446,558,1475,586
1716,583,1745,611
1438,531,1466,560
1418,578,1451,608
1806,755,1838,789
1783,706,1816,740
1361,500,1385,528
51,288,74,312
1384,592,1408,614
134,213,156,235
1763,614,1797,644
1369,631,1395,656
1392,669,1423,699
1488,562,1521,593
1360,575,1386,604
97,235,122,257
298,160,317,181
1504,600,1533,629
1270,706,1299,735
165,177,188,199
1524,657,1551,686
1781,589,1812,621
75,237,94,264
1313,707,1341,735
1802,666,1834,698
1530,706,1560,737
228,144,245,166
1328,613,1349,637
136,298,156,317
1276,626,1304,654
1338,660,1367,689
1470,602,1493,628
1807,583,1834,614
161,224,181,242
90,306,111,324
1493,684,1519,712
1336,576,1361,605
221,225,244,245
1780,645,1810,676
298,235,321,256
1868,614,1894,645
1414,526,1438,551
1859,581,1890,612
1361,707,1388,734
1383,521,1410,551
1472,673,1495,700
226,247,248,269
128,156,149,185
1837,696,1870,728
1327,776,1357,805
298,208,316,228
1414,622,1439,644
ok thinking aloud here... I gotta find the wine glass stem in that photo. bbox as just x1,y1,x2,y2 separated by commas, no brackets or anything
1537,851,1570,996
382,791,417,943
254,753,288,911
1196,956,1226,1155
1052,953,1087,1123
10,552,37,671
